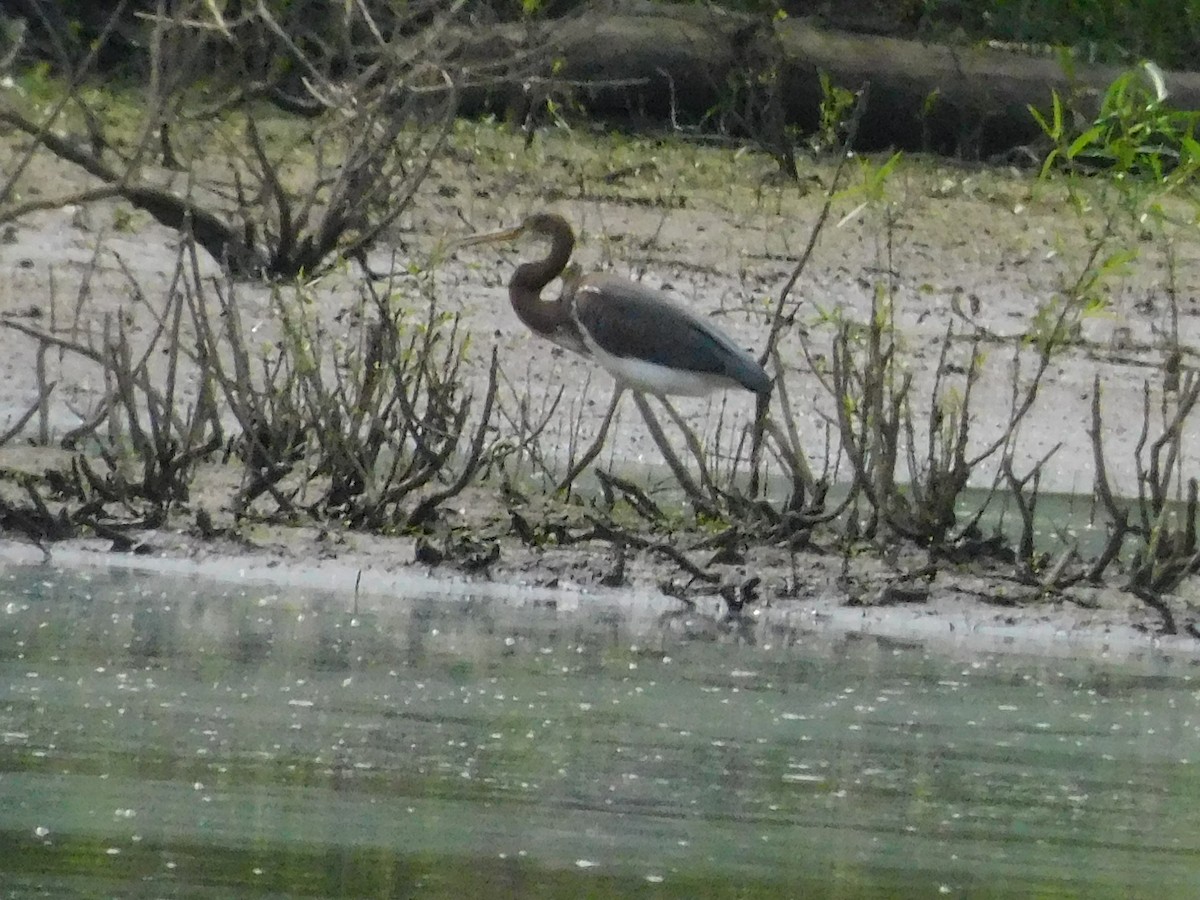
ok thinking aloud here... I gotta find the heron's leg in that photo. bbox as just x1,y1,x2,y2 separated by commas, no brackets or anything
556,385,624,494
747,387,771,498
744,350,783,498
631,393,719,519
656,396,720,498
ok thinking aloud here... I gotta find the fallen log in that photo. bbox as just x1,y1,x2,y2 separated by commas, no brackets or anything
454,6,1200,158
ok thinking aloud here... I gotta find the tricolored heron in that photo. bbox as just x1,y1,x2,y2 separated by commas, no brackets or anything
460,212,771,491
460,212,771,397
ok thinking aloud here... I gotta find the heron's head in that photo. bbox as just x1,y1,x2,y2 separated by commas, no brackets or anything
458,212,572,250
518,212,570,239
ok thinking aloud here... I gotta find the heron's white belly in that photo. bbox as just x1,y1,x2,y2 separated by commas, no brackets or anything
587,342,734,396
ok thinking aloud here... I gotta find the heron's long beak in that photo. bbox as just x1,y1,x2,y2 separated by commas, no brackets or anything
456,224,526,249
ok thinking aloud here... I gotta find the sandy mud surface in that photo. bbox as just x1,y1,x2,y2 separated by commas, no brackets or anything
1,123,1198,658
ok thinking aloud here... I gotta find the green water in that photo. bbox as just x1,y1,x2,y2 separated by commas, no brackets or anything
1,567,1198,898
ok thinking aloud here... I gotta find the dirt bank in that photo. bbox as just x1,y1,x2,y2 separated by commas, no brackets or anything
2,122,1198,654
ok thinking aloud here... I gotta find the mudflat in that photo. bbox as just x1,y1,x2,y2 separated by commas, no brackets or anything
2,121,1197,656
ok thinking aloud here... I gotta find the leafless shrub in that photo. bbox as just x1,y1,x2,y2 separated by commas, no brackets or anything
1002,443,1063,580
1090,369,1200,630
1,229,505,543
0,0,522,278
489,368,566,490
794,174,1108,558
185,250,500,532
822,295,962,547
0,243,222,527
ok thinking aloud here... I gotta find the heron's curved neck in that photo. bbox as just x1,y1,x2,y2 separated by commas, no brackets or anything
510,218,575,335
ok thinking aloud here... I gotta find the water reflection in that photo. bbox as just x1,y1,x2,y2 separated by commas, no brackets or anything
1,567,1198,898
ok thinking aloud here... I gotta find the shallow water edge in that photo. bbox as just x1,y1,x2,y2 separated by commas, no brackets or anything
1,532,1196,665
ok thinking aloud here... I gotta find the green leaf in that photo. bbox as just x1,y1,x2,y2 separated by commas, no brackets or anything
1067,125,1105,159
1180,133,1200,165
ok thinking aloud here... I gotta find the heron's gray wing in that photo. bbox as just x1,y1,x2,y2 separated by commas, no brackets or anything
573,275,770,393
544,317,589,357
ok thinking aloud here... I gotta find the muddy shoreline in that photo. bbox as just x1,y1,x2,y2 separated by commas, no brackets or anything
2,123,1199,659
2,517,1194,664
